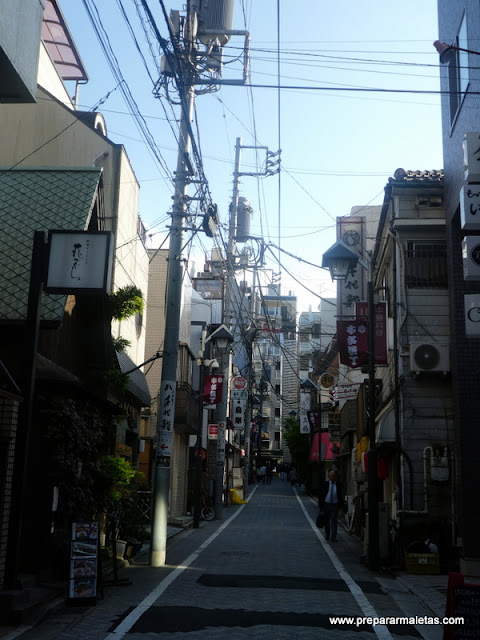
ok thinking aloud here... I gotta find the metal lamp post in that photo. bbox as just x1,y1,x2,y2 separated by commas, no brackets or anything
206,324,234,520
322,240,379,571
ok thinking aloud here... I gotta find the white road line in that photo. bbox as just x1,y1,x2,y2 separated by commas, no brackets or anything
295,489,394,640
103,485,258,639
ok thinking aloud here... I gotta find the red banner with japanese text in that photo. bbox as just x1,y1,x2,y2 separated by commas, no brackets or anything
203,374,224,405
337,318,369,368
356,301,388,366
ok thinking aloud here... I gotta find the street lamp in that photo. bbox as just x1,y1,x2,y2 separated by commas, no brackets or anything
206,324,234,519
433,40,480,64
322,240,379,571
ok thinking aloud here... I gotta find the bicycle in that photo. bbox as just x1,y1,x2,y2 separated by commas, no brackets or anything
200,490,215,521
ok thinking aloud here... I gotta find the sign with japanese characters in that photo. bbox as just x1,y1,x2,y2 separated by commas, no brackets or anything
208,424,219,439
45,231,113,293
463,236,480,280
216,421,226,463
203,374,224,405
232,398,245,430
335,383,361,399
337,318,368,368
463,132,480,183
300,389,311,434
306,410,320,429
356,301,388,365
338,217,366,317
460,185,480,230
319,373,336,389
157,380,176,458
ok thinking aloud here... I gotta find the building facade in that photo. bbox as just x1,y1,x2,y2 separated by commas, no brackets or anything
437,0,480,574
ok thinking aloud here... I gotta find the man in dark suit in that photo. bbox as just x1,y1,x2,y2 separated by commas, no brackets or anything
318,470,344,541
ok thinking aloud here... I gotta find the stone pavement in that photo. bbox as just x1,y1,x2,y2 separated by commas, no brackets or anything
0,480,450,640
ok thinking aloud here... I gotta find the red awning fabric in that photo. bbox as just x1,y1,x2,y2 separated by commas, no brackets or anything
309,432,320,461
309,432,334,461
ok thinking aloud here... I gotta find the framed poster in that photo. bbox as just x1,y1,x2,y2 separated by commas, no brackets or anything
68,522,99,603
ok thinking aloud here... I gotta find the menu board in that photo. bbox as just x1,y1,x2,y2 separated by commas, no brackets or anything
444,572,480,639
69,522,99,601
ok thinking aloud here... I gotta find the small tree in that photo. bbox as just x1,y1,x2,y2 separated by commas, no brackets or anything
283,417,310,481
109,285,144,321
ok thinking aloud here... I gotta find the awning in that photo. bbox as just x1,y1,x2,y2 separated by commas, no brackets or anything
308,432,334,462
116,350,151,407
42,0,88,81
376,407,396,444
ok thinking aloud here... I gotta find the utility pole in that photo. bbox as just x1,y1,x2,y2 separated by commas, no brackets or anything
224,139,279,499
150,1,250,566
151,82,194,567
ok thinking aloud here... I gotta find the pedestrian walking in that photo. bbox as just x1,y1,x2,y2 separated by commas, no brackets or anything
288,467,299,487
318,470,344,542
266,463,273,485
260,464,267,484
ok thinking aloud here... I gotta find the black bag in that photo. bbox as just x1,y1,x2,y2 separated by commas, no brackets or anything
316,510,325,528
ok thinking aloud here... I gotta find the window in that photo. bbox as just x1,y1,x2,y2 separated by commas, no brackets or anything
448,13,469,124
405,242,447,288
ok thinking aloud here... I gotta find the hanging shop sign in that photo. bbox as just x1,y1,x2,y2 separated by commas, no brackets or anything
232,398,245,430
45,231,113,294
462,236,480,280
203,374,224,405
319,373,336,389
463,132,480,184
464,294,480,336
299,389,311,434
356,301,388,365
460,185,480,230
337,318,368,368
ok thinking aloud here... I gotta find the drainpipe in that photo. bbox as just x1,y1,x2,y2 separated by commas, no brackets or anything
397,446,431,515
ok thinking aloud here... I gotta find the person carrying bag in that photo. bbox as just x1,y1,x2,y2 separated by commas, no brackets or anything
318,470,345,541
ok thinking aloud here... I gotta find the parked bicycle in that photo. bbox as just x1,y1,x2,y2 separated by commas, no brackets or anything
200,490,215,521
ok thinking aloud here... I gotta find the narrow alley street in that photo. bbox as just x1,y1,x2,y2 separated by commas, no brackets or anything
2,480,448,640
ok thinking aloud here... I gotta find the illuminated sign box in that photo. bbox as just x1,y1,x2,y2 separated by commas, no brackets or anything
45,231,113,294
462,236,480,281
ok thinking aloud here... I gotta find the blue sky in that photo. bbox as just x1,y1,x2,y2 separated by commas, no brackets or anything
58,0,442,311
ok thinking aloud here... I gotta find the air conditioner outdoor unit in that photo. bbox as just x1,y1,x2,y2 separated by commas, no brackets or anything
409,342,450,374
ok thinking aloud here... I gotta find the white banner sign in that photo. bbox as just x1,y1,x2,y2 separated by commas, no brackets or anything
157,380,176,458
300,389,311,434
335,383,361,400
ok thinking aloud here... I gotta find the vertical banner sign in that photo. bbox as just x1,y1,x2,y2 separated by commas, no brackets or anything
203,374,224,405
217,421,226,462
356,301,388,365
337,319,368,368
232,398,245,430
157,380,176,465
306,410,320,430
300,389,311,434
338,217,366,318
